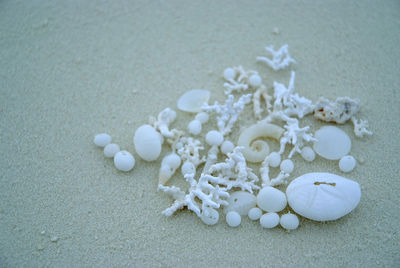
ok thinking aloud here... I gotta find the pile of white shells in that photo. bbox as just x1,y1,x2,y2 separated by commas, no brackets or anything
93,44,371,231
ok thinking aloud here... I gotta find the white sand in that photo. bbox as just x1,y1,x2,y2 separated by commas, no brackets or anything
1,0,399,266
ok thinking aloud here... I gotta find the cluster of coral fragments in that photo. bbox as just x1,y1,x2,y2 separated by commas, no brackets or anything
94,45,372,230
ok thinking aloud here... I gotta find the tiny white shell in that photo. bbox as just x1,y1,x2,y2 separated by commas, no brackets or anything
226,211,241,227
313,126,351,160
205,130,224,146
188,119,202,135
249,74,262,88
286,172,361,221
339,155,356,173
280,159,294,173
94,133,111,147
195,112,209,124
177,89,211,113
248,207,262,220
224,191,257,216
223,67,236,80
114,150,135,172
257,186,287,213
133,125,162,161
300,146,316,162
280,213,299,230
260,212,280,228
268,152,281,168
201,208,219,226
181,161,196,176
103,143,120,158
220,140,235,155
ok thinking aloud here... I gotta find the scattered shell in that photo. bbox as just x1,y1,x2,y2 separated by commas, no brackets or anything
248,207,262,220
188,119,202,135
224,191,257,216
201,208,219,226
94,133,111,147
114,150,135,172
257,186,287,212
226,211,241,227
205,130,224,146
268,152,281,168
104,143,120,158
280,159,294,173
133,125,162,161
237,122,284,163
177,89,211,113
300,146,315,162
158,153,182,185
195,112,209,123
280,213,299,230
339,155,356,173
260,212,280,228
313,126,351,160
286,172,361,221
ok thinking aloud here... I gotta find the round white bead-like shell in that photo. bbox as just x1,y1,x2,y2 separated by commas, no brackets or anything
257,186,287,212
286,172,361,221
224,191,257,216
177,89,210,113
313,126,351,160
133,125,162,161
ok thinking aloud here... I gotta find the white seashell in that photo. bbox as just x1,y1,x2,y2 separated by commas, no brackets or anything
103,143,120,158
195,112,209,124
224,191,257,216
220,140,235,155
223,67,236,81
201,208,219,226
313,126,351,160
257,186,287,213
114,150,135,172
339,155,356,173
300,146,315,162
248,207,262,220
268,152,281,168
280,159,294,173
133,125,162,161
226,211,241,227
94,133,111,147
158,153,182,185
177,89,211,113
280,213,299,230
205,130,224,146
237,122,284,163
187,119,202,135
260,212,280,228
181,161,196,176
286,172,361,221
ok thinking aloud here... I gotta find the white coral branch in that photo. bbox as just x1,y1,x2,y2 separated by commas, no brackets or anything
256,44,296,71
351,117,373,138
253,85,272,119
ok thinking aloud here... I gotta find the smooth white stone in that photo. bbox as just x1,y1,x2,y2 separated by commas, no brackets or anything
177,89,210,113
188,120,202,135
114,150,135,172
133,125,162,161
280,159,294,173
200,208,219,226
249,74,262,88
220,140,235,155
257,186,287,212
223,67,236,80
94,133,111,147
260,212,280,228
248,207,262,220
224,191,257,216
313,126,351,160
226,211,241,227
103,144,120,158
268,152,281,168
195,112,209,124
339,155,356,173
286,172,361,221
205,130,224,146
300,146,316,162
280,213,299,230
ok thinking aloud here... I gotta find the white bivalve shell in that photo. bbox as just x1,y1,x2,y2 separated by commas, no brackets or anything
313,126,351,160
177,89,210,113
286,172,361,221
237,122,284,163
257,186,287,212
223,191,257,216
133,125,162,161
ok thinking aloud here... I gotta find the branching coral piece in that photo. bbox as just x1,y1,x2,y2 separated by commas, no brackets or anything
260,155,290,187
176,137,206,168
351,117,373,138
202,94,252,136
314,97,360,124
256,44,296,71
207,147,260,193
223,66,259,94
253,85,272,119
150,108,177,138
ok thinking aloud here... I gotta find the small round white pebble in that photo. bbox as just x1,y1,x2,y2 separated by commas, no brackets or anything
220,140,235,155
301,146,316,162
280,159,294,173
248,207,262,221
114,150,135,172
280,213,299,230
195,112,209,124
162,153,181,169
181,161,195,175
201,208,219,226
249,74,262,88
226,211,241,227
260,212,280,228
206,130,224,146
339,155,356,173
223,67,236,80
103,143,120,158
188,120,202,135
268,152,281,168
94,133,111,147
257,186,287,213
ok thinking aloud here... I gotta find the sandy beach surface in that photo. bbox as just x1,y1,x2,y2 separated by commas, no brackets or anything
1,0,399,267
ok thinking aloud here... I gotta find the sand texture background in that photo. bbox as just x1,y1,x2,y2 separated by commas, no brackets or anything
1,0,399,267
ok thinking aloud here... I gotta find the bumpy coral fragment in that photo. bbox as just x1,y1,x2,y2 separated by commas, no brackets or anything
253,85,272,119
351,117,373,138
256,44,296,71
314,97,360,124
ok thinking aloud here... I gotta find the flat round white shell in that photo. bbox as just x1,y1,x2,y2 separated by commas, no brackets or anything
224,191,256,216
286,172,361,221
177,89,210,113
313,126,351,160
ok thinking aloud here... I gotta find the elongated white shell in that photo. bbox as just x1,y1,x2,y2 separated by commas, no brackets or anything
177,89,210,113
237,122,284,163
133,125,162,161
286,172,361,221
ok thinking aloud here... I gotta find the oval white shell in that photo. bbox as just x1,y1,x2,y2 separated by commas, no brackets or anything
224,191,256,216
260,212,280,228
286,172,361,221
257,186,287,213
133,124,162,161
280,213,299,230
200,208,219,226
237,122,284,163
177,89,210,113
313,126,351,160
